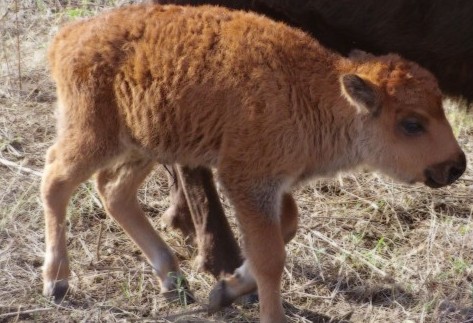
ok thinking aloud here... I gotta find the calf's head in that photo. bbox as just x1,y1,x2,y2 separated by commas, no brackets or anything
341,54,466,188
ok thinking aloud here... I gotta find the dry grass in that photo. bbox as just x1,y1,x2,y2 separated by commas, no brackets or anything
1,1,472,322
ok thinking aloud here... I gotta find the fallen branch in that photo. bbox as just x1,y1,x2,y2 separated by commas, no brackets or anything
0,307,55,318
0,156,42,176
86,266,154,274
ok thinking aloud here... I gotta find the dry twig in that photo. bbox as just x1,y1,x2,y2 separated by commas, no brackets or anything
0,156,42,176
0,307,55,318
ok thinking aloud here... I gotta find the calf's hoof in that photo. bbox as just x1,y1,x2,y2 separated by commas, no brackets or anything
241,292,259,305
160,271,195,306
208,280,237,313
43,279,69,304
161,288,195,306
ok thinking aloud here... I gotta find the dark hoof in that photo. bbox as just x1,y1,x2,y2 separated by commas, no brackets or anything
43,280,69,304
208,280,235,313
240,292,259,305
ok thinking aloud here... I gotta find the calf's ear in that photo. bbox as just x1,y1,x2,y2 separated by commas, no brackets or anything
340,74,381,116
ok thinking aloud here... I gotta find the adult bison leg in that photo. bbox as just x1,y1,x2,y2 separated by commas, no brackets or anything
162,165,195,237
163,165,243,277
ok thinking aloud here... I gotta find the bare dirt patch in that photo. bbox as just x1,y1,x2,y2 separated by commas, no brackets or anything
1,1,472,322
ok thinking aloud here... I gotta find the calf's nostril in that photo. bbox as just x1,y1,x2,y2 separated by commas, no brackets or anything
425,152,467,188
458,152,467,169
447,164,465,183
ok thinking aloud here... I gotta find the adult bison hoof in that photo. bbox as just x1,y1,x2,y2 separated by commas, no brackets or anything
43,279,69,304
208,280,236,313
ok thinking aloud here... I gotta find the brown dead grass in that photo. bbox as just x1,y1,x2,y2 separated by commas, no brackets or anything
0,1,472,322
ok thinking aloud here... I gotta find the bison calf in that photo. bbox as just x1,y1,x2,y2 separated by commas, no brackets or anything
156,0,473,278
42,4,465,322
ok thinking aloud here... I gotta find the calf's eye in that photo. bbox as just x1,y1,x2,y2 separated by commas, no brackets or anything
400,119,424,135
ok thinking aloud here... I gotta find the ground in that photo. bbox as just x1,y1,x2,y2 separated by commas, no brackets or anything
0,1,472,322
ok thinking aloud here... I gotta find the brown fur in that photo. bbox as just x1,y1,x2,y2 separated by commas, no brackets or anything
162,166,241,278
167,165,243,275
163,167,242,278
42,4,465,322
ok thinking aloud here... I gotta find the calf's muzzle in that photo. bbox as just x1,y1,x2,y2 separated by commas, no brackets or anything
424,152,466,188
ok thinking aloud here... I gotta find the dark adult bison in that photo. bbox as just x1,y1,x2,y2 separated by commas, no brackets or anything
153,0,473,278
159,0,473,102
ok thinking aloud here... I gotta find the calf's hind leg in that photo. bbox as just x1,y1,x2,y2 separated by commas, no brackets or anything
41,144,101,302
95,159,192,301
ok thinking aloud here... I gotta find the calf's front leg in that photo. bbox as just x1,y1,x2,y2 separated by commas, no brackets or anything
212,176,289,323
209,193,298,320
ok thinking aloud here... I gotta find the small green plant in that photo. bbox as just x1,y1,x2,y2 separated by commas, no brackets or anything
34,0,46,12
168,272,190,307
376,199,387,209
452,257,469,274
459,225,471,236
374,236,387,254
121,281,131,300
437,271,450,281
66,8,91,19
358,237,388,268
350,232,364,245
423,298,437,313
